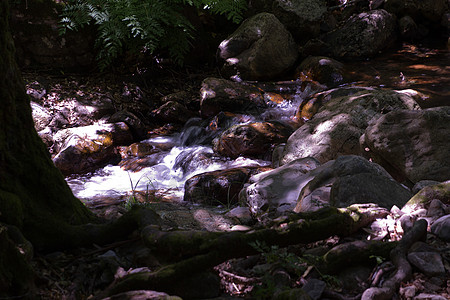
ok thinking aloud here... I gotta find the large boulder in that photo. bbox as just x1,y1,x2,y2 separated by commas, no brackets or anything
280,87,421,165
385,0,448,24
213,121,294,159
184,168,253,206
364,107,450,183
52,123,133,175
242,157,321,216
200,78,266,118
218,13,299,80
295,56,347,88
306,9,397,59
295,155,409,212
272,0,327,42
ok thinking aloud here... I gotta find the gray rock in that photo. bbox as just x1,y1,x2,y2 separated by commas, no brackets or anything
296,56,346,87
407,252,445,277
272,0,327,42
330,173,412,209
413,180,441,194
242,157,321,216
295,155,396,212
200,77,267,118
280,87,420,165
385,0,448,23
31,102,52,131
413,294,448,300
219,13,299,80
431,215,450,242
364,107,450,183
320,9,397,59
302,278,326,300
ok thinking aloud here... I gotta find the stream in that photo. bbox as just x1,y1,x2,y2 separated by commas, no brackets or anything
66,43,449,208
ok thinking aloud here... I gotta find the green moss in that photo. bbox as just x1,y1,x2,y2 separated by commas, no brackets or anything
0,190,24,227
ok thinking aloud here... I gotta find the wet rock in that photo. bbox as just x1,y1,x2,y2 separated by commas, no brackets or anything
200,77,266,118
364,107,450,183
52,123,133,175
407,251,445,277
414,294,448,300
399,16,429,40
330,173,412,210
109,110,147,140
310,9,397,59
295,56,346,88
214,121,294,159
152,100,196,125
225,206,254,225
242,157,321,216
184,168,252,206
295,155,396,212
125,142,159,158
272,0,327,43
385,0,448,24
431,215,450,242
218,13,298,80
281,87,420,165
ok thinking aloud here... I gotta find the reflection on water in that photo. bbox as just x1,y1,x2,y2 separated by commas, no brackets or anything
345,43,449,108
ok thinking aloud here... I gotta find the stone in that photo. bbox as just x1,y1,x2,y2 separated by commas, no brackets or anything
101,290,182,300
364,107,450,183
408,252,445,277
242,157,321,216
413,180,441,195
431,215,450,242
302,278,326,300
213,121,294,159
399,16,428,40
184,168,252,206
52,123,133,175
413,294,448,300
402,181,450,215
200,77,266,118
316,9,397,59
31,102,53,131
272,0,327,42
281,87,420,165
218,13,299,80
330,173,412,209
152,100,196,124
295,56,346,88
295,155,395,212
385,0,448,23
273,288,312,300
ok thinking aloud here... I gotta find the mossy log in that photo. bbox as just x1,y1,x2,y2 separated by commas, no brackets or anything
99,204,389,297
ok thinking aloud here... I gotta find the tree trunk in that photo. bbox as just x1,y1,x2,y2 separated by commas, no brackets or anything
0,0,98,252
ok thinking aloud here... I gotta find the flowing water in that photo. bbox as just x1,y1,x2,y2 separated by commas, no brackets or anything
67,42,449,206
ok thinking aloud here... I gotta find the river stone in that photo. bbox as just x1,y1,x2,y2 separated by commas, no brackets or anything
385,0,448,23
295,56,346,88
184,168,252,206
295,155,395,212
31,101,52,131
243,157,321,216
200,77,266,118
218,12,298,80
52,122,132,175
272,0,327,42
213,121,294,159
152,100,196,125
407,251,445,277
319,9,397,59
430,215,450,242
402,181,450,215
280,87,420,165
330,173,412,209
364,107,450,183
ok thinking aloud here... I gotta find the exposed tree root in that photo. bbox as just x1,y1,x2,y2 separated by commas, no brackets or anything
98,204,389,298
361,219,428,300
